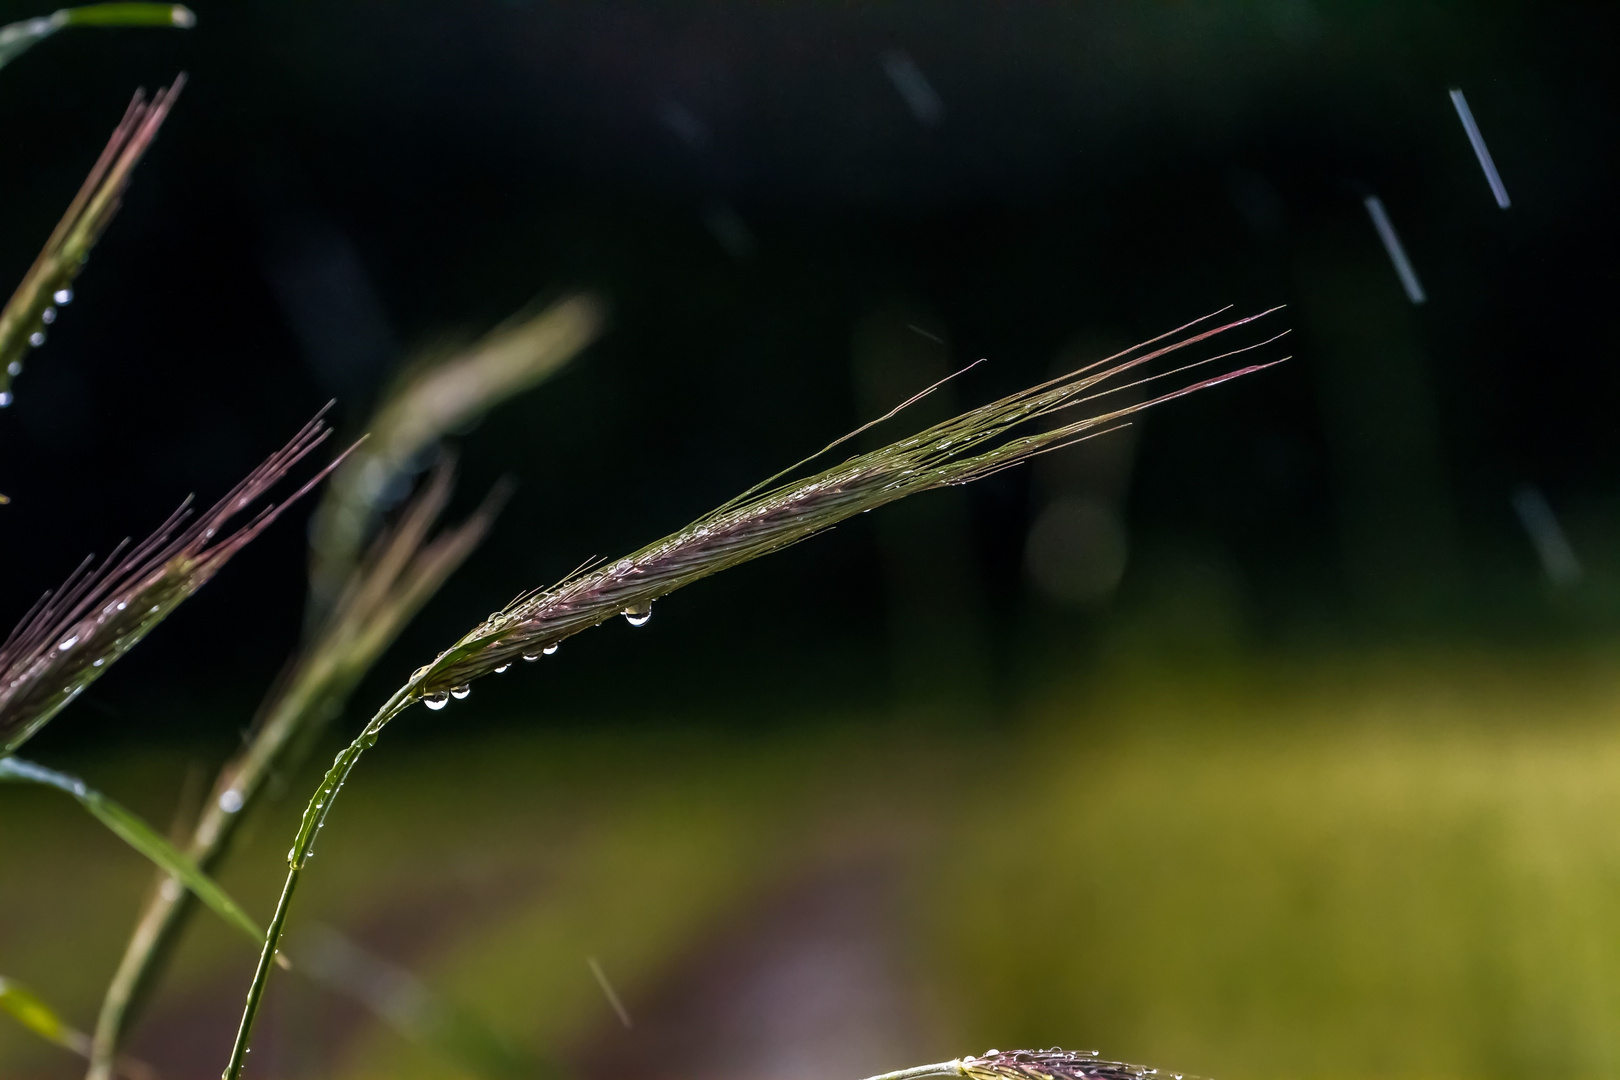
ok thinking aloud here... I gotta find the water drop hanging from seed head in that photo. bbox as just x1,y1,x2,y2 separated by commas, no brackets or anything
450,685,471,700
27,332,44,347
543,643,559,655
41,307,56,325
54,288,72,305
622,602,652,627
423,691,449,710
494,662,511,673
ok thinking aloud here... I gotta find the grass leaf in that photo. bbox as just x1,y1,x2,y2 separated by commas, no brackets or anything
0,4,192,71
0,972,90,1054
0,756,266,943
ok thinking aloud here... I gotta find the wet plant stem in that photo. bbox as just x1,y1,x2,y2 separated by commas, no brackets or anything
858,1064,967,1080
221,686,413,1080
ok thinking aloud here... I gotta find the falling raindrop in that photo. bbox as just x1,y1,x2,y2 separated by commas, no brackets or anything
423,691,449,710
41,306,56,325
450,685,471,700
494,662,511,673
54,288,72,305
58,634,78,651
28,332,44,347
543,643,559,655
622,602,652,627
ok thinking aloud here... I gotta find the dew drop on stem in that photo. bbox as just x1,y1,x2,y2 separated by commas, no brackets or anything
494,662,511,673
543,643,559,655
423,691,449,710
53,288,72,304
0,392,11,408
450,685,470,700
7,360,20,375
41,307,56,325
622,602,652,627
28,332,44,347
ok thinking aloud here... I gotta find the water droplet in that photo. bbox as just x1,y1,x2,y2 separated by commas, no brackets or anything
41,306,56,325
92,658,104,667
160,878,183,901
543,643,559,655
616,558,632,572
28,331,44,347
149,605,159,613
0,392,12,408
450,684,471,700
494,662,511,673
522,653,540,662
219,788,244,813
116,601,127,611
53,288,72,305
56,633,79,650
423,691,449,710
6,360,19,376
622,602,652,627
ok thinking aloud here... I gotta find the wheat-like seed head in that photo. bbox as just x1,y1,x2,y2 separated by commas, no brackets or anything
960,1049,1195,1080
399,307,1287,703
0,75,184,403
0,413,344,756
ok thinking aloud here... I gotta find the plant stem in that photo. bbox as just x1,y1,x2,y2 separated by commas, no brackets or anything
857,1062,967,1080
221,687,413,1080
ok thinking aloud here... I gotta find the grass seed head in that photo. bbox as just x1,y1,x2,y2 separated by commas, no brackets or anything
404,308,1287,700
0,413,344,756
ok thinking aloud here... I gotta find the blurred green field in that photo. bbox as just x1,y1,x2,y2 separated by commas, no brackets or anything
6,645,1620,1080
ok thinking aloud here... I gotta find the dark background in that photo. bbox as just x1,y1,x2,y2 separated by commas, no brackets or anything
1,0,1617,750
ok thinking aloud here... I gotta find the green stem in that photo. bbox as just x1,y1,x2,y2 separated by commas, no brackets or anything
57,3,194,28
221,687,413,1080
856,1063,967,1080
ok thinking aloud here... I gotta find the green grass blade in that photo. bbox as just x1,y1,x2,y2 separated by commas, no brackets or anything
0,4,192,71
0,757,264,944
0,973,91,1055
59,3,194,27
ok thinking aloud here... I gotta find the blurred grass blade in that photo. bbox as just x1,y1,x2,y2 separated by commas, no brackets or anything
295,924,545,1079
0,757,265,943
0,76,182,406
87,464,501,1080
306,293,603,620
59,3,194,27
0,973,91,1054
0,4,192,70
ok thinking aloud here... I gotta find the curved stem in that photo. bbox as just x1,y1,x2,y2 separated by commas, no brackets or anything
220,687,413,1080
856,1063,967,1080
